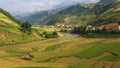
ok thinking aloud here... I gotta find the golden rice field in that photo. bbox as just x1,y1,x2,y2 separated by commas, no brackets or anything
0,33,120,68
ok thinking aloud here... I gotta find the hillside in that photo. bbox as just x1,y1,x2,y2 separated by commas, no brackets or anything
92,0,120,25
50,0,120,26
47,4,96,26
100,0,115,4
0,8,44,46
16,11,54,25
15,4,96,26
15,7,67,25
48,0,118,26
14,0,120,26
0,8,19,26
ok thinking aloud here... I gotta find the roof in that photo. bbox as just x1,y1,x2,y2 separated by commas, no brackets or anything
105,23,119,27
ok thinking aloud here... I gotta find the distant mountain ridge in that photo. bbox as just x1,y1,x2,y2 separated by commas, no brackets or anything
15,0,120,26
15,3,96,26
15,5,74,25
100,0,115,4
47,3,96,26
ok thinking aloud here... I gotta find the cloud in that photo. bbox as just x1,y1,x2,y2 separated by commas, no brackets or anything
0,0,99,15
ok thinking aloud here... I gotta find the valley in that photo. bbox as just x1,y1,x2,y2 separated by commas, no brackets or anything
0,0,120,68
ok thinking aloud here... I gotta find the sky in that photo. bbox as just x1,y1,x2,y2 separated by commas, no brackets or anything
0,0,99,15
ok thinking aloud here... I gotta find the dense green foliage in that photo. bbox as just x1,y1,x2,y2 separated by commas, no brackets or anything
72,27,87,35
43,31,58,38
21,21,32,34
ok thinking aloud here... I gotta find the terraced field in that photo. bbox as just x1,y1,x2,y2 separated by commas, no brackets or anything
0,33,120,68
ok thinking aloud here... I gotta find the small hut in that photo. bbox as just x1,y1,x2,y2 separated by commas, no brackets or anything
22,54,33,60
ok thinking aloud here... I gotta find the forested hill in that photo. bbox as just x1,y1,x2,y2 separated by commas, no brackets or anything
15,7,66,25
100,0,115,4
47,0,118,26
92,0,120,25
47,4,96,26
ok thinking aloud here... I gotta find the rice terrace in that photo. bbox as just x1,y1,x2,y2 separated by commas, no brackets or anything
0,0,120,68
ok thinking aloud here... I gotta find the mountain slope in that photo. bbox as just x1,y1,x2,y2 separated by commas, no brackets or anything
92,0,120,25
15,0,120,26
0,8,43,46
0,8,19,26
43,0,120,26
15,7,68,25
48,0,119,26
47,4,96,26
100,0,115,4
16,11,53,25
14,3,98,26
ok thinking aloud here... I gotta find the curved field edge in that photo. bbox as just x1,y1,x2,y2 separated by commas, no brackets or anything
0,35,120,68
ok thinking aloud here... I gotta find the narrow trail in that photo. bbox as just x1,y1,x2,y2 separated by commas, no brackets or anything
0,33,79,51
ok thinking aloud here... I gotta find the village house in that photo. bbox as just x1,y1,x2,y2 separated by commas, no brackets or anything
56,24,65,27
65,24,73,28
86,25,96,31
105,23,120,31
97,25,104,30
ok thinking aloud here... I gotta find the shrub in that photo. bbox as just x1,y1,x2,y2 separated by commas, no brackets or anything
72,27,87,35
44,31,58,38
21,21,32,34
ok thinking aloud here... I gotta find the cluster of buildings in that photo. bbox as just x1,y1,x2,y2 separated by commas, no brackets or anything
55,24,77,28
39,24,78,28
86,23,120,33
34,23,120,33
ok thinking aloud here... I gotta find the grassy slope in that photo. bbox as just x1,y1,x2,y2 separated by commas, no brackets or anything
0,11,46,46
0,13,18,26
0,35,120,68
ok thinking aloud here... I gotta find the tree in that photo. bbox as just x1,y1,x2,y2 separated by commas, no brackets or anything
21,21,32,34
72,27,87,35
53,30,58,37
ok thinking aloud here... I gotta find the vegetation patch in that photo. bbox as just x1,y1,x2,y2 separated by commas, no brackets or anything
15,66,50,68
44,44,61,52
44,41,72,52
68,65,93,68
37,56,69,62
76,42,120,61
84,33,120,38
5,48,30,54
